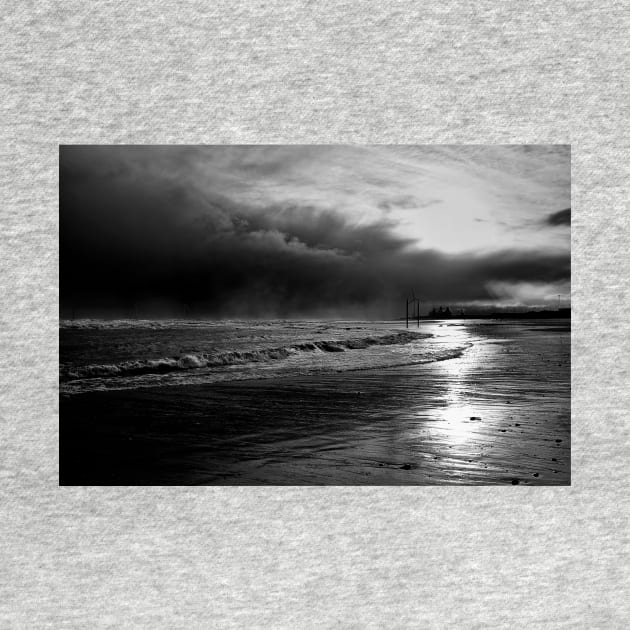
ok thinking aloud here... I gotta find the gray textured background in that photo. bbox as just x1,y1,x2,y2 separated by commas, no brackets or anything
1,1,629,627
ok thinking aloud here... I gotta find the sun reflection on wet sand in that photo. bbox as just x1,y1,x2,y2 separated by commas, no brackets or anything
406,322,499,444
429,325,504,445
435,406,485,443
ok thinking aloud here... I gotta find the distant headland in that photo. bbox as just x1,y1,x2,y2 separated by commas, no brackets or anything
400,307,571,321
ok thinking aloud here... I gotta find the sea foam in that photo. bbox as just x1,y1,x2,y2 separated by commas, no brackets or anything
62,330,429,382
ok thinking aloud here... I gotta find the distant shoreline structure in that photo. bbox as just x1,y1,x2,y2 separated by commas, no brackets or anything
399,307,571,321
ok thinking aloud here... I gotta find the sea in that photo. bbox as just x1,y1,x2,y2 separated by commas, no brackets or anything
59,319,475,396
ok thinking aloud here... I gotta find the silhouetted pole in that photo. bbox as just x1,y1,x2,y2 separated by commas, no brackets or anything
406,295,422,328
407,294,423,328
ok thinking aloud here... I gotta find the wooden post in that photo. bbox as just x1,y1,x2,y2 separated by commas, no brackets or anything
417,299,420,327
406,299,409,328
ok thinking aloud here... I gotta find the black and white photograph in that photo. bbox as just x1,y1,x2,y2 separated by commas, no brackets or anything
60,145,570,485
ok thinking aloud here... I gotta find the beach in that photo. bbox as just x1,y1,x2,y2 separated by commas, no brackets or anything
60,319,570,485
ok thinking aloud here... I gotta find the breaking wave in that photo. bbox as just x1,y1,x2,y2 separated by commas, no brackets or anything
61,331,429,382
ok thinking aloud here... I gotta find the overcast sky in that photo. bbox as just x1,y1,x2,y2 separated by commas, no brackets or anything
60,145,570,318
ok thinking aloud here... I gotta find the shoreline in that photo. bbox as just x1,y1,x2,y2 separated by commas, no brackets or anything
60,322,570,485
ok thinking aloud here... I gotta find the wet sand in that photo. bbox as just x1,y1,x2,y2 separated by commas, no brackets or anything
60,321,570,485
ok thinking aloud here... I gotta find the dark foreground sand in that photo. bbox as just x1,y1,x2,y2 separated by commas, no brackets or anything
60,321,570,485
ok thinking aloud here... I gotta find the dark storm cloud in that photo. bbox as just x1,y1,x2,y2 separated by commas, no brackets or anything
546,208,571,226
60,147,571,318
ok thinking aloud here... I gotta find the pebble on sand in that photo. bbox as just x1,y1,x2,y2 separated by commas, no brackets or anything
511,479,520,485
